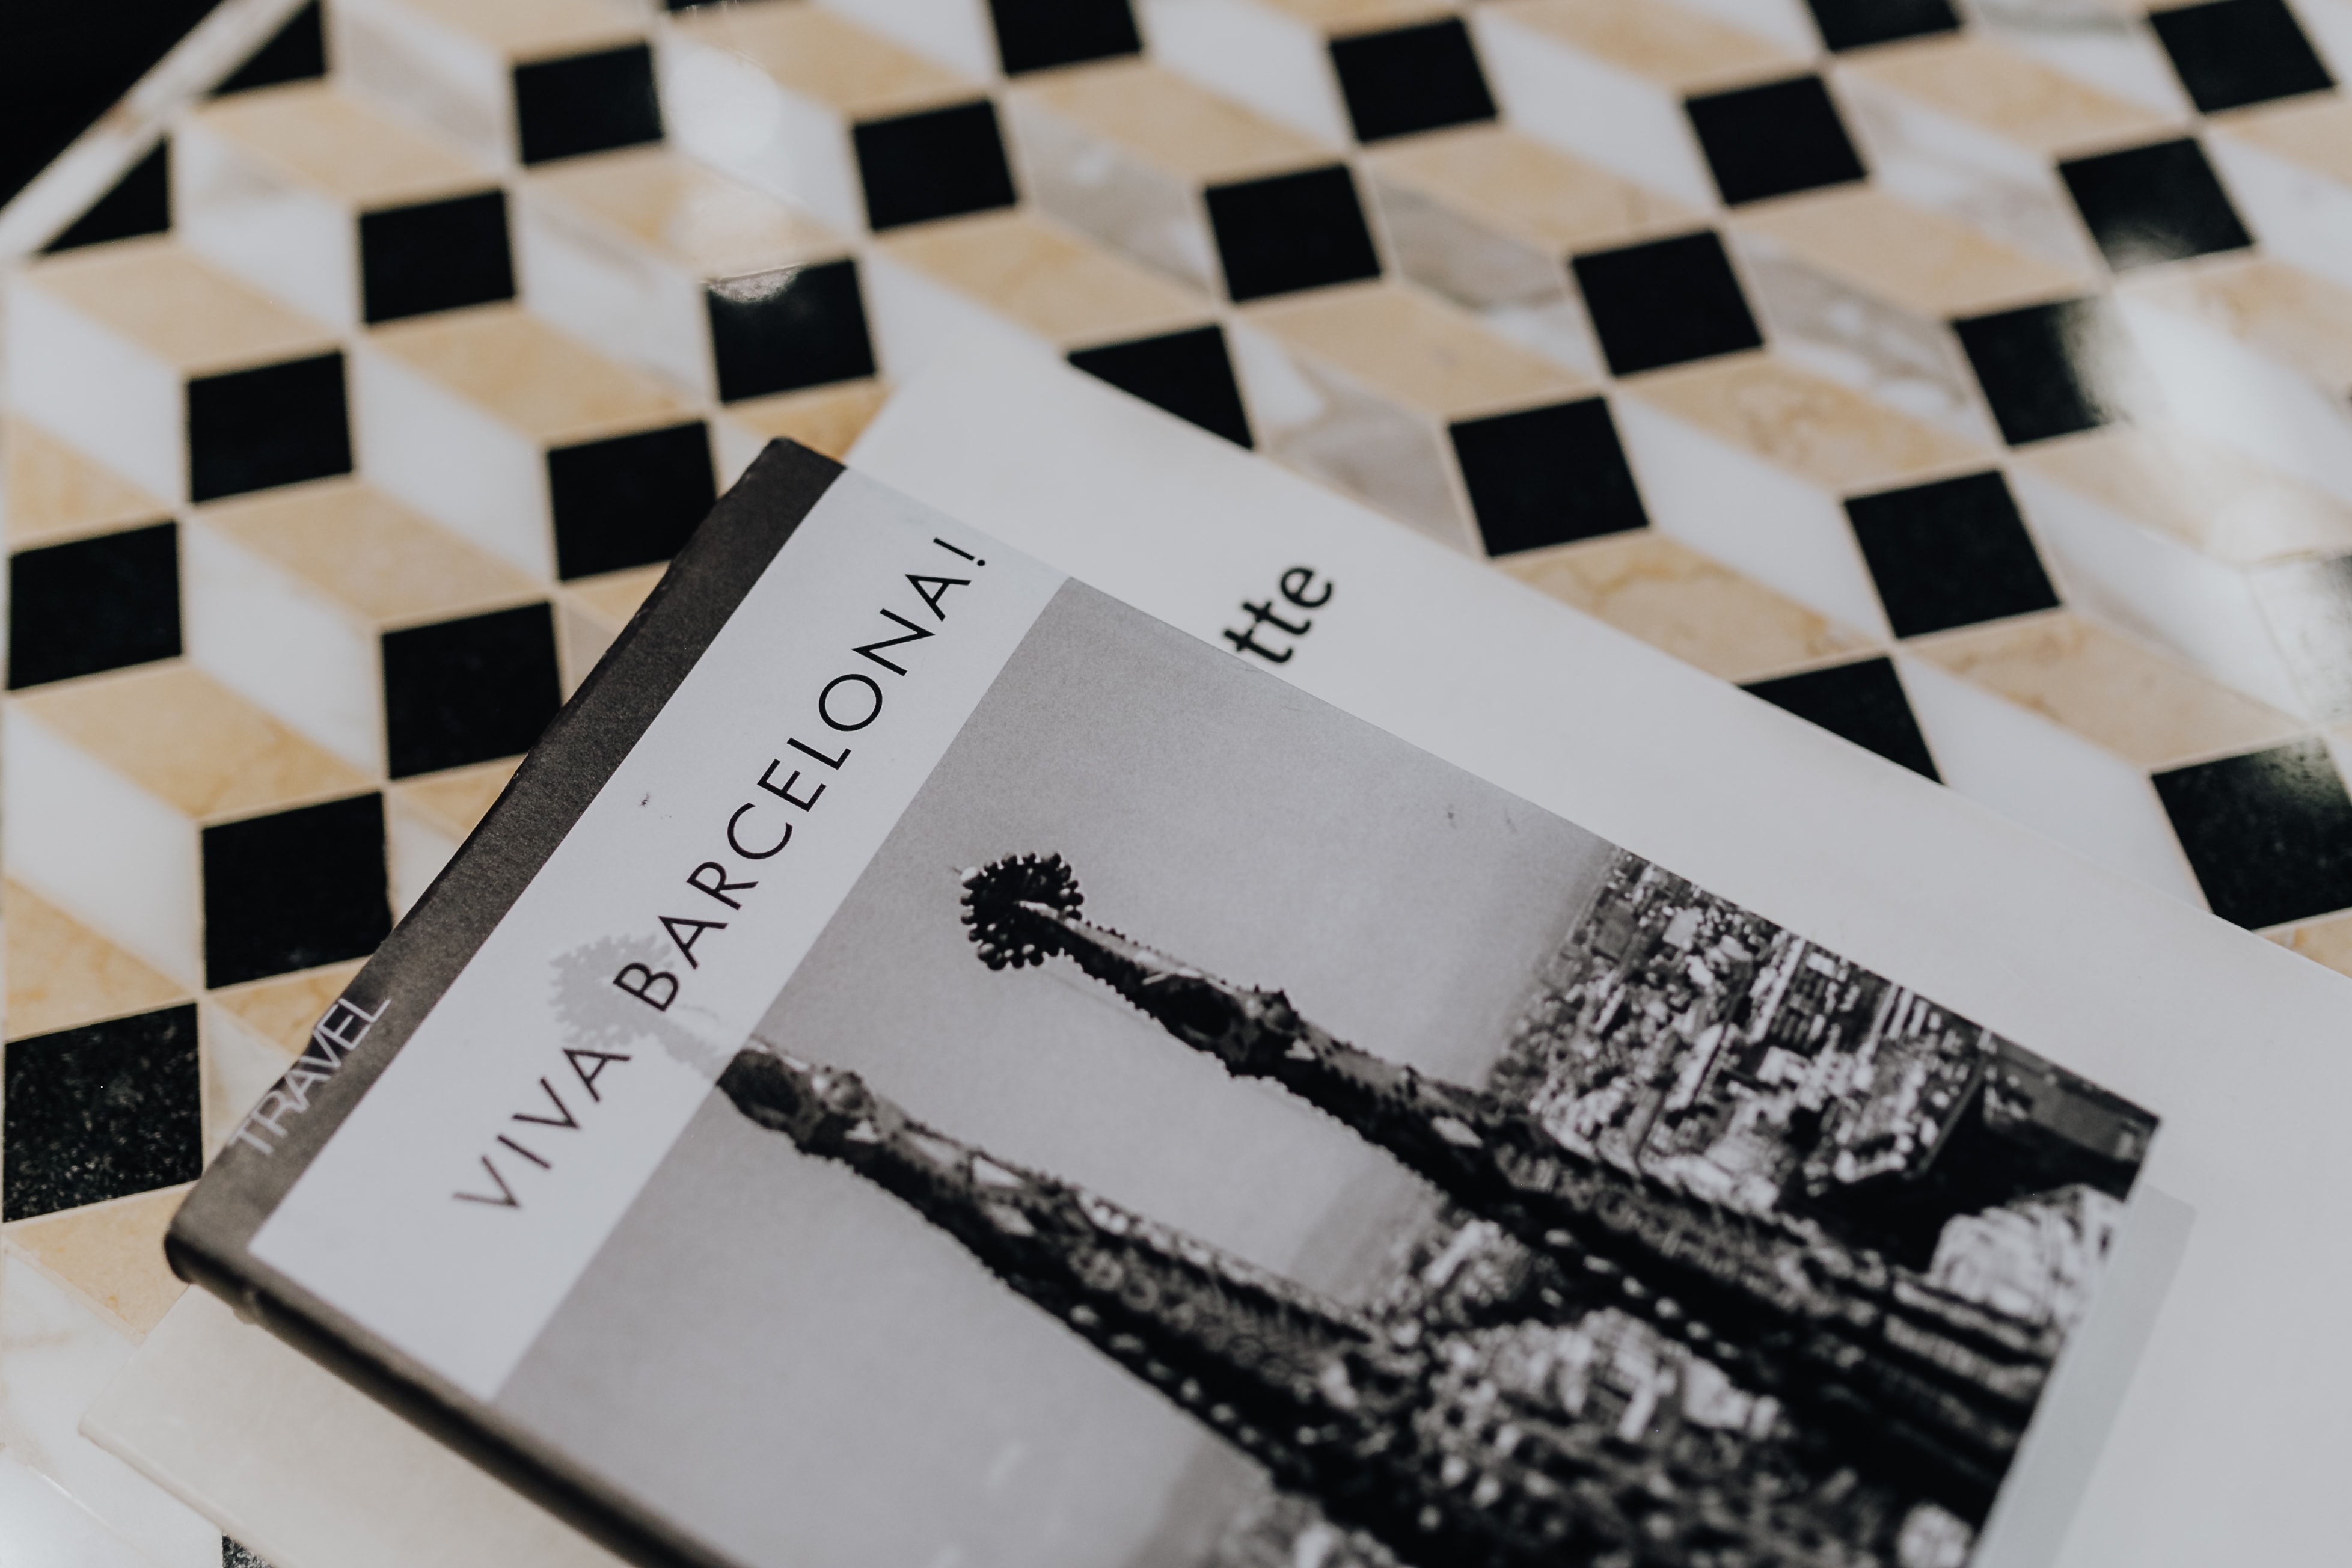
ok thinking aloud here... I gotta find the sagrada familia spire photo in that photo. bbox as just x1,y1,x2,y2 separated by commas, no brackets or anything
718,852,2149,1568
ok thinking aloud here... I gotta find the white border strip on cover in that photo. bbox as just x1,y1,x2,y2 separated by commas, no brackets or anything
0,0,313,262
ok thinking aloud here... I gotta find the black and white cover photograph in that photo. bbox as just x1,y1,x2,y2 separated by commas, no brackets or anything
458,569,2155,1568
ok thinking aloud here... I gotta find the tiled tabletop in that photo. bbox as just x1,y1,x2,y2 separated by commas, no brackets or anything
7,0,2352,1560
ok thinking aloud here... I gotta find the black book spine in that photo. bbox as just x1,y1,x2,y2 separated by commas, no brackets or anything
162,438,848,1568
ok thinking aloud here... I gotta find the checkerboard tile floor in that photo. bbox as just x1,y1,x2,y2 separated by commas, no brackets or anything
10,0,2352,1555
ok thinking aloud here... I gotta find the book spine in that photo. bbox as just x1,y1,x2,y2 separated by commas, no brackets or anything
158,440,848,1568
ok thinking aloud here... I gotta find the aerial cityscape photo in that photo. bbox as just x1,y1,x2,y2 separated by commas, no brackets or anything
720,847,2156,1568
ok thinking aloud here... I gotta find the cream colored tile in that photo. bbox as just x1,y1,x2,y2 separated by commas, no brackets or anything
4,882,187,1042
671,3,973,117
367,305,691,443
192,82,489,206
3,423,167,548
11,665,372,822
1371,124,1696,255
2213,94,2352,187
201,480,541,628
1499,530,1873,682
1734,186,2093,317
559,602,618,694
563,561,668,629
1487,0,1799,93
1255,0,1455,31
1248,282,1588,417
527,148,845,276
724,379,893,460
1842,34,2176,156
2123,254,2352,394
2019,423,2352,565
558,565,666,692
1011,60,1330,182
1623,352,1986,491
2272,907,2352,976
203,1000,305,1162
1913,609,2304,768
209,961,370,1055
881,211,1209,345
394,0,641,59
22,240,335,373
390,757,524,842
1,1187,190,1339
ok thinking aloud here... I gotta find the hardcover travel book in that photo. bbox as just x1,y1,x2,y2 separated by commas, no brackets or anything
168,435,2163,1568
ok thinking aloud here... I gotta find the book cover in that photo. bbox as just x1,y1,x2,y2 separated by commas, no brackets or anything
168,438,2155,1568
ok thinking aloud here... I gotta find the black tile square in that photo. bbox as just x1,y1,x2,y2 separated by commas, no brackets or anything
1846,470,2059,637
1804,0,1959,51
44,142,168,254
4,1005,201,1222
202,794,390,987
359,189,515,324
9,523,181,688
1572,230,1762,376
1450,397,1649,555
1685,76,1866,206
547,422,716,580
382,604,562,779
1068,325,1254,447
2060,138,2252,273
2152,0,2332,113
853,100,1018,231
186,352,353,502
2154,739,2352,928
512,44,664,165
224,1542,276,1568
1,0,210,215
1743,657,1941,780
1953,297,2133,446
988,0,1141,75
1204,164,1382,301
213,1,326,97
707,259,876,402
1329,19,1497,144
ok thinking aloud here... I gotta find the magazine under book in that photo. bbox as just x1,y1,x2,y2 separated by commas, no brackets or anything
169,440,2157,1568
